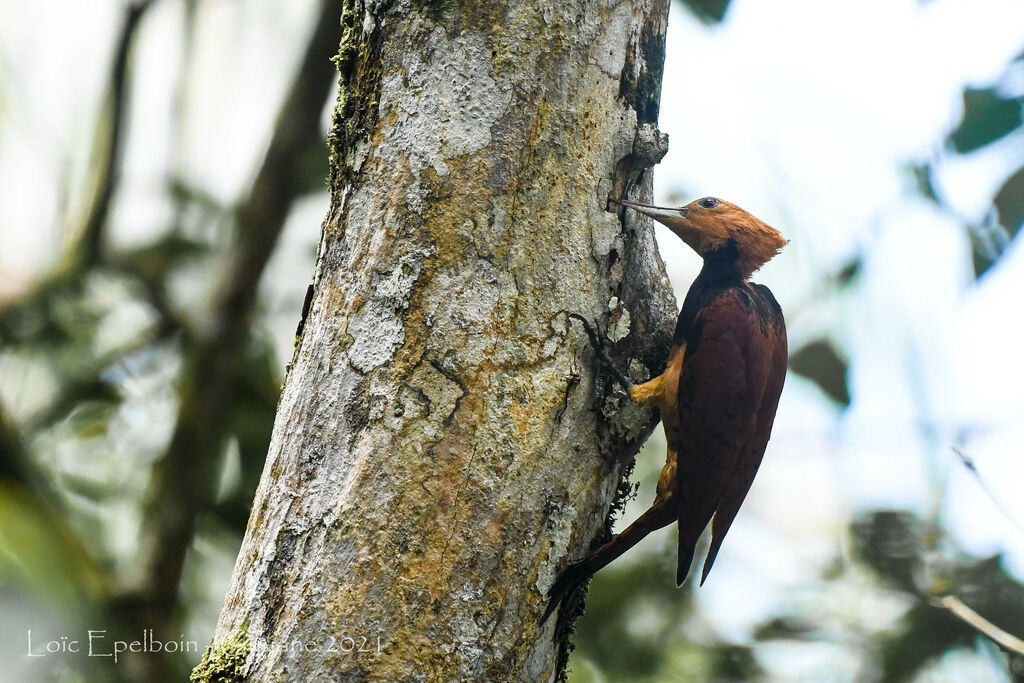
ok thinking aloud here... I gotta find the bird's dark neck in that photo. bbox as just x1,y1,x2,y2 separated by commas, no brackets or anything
673,241,745,346
697,240,743,286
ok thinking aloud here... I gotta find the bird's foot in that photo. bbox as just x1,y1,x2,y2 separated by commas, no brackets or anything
541,558,593,626
567,313,632,389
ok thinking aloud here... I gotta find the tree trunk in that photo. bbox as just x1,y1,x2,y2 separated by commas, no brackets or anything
197,0,674,680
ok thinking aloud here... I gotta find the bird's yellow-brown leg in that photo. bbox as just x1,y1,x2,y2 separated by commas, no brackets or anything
628,341,686,410
628,375,665,407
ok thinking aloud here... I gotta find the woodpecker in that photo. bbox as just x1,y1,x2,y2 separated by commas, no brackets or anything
544,196,788,624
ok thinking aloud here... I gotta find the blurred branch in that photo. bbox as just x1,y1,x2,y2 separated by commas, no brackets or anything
0,0,157,329
133,0,342,625
106,241,193,337
932,594,1024,657
71,0,157,269
853,511,1024,680
952,446,1024,535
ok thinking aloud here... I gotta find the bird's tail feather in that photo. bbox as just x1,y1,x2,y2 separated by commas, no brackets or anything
677,542,696,587
543,499,676,625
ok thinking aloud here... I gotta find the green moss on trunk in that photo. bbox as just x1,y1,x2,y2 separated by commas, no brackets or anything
190,620,251,683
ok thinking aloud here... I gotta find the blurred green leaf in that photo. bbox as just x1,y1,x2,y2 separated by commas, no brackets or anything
0,485,105,610
994,165,1024,240
753,616,819,642
948,88,1023,153
944,556,1024,649
59,471,116,504
789,338,850,407
835,256,863,288
710,644,761,682
28,378,122,433
908,162,939,203
571,553,694,679
969,225,1002,279
967,164,1024,278
877,601,974,681
677,0,732,24
68,400,120,438
0,273,97,348
850,510,929,594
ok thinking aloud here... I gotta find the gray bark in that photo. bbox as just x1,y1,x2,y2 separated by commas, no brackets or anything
200,0,675,680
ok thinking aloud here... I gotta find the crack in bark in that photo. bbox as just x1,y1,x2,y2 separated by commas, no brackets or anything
439,441,481,572
428,358,468,426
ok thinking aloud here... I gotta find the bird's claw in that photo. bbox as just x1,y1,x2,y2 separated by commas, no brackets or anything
541,558,591,626
567,313,632,389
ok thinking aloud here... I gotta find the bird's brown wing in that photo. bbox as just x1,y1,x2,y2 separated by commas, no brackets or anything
673,285,785,585
699,284,787,583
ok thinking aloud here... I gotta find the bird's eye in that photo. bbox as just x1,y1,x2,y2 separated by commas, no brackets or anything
699,197,720,209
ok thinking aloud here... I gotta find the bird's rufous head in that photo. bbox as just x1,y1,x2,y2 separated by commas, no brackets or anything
611,196,787,279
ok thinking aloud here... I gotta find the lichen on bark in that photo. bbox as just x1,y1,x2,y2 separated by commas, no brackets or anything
205,0,674,680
